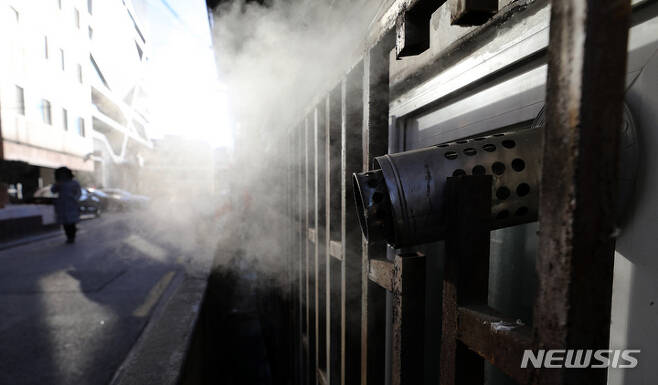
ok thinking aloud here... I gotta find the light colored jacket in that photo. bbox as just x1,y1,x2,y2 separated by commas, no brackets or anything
51,180,81,224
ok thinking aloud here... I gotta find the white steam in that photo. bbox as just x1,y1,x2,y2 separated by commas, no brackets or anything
209,0,383,284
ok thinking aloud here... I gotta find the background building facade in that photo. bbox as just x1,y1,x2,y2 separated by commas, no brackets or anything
0,0,152,199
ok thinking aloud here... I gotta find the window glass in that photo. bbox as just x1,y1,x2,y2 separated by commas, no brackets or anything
62,108,68,130
76,117,85,136
15,86,25,115
41,100,52,125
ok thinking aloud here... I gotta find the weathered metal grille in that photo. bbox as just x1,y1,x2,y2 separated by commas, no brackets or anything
284,0,631,384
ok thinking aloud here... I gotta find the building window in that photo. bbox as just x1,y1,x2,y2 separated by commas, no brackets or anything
88,26,93,39
62,108,68,130
74,8,80,29
87,0,92,14
15,86,25,115
44,36,49,59
60,49,65,70
76,117,85,136
41,99,52,125
77,64,83,83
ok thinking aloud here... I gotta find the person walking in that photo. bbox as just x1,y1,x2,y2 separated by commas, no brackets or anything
51,167,81,244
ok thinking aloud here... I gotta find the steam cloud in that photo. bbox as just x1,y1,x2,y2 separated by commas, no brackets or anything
209,0,382,284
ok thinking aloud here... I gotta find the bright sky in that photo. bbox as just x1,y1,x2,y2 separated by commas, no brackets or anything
132,0,233,149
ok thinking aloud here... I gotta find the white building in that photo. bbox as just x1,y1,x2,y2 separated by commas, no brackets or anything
0,0,152,198
87,0,153,189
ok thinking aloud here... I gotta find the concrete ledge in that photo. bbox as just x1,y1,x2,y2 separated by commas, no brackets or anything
0,204,57,242
0,228,62,251
0,204,55,224
110,274,208,385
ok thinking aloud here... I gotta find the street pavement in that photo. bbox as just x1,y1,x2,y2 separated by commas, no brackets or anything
0,208,215,385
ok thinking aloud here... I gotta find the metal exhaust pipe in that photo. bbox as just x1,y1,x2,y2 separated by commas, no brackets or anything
353,128,540,248
353,105,638,248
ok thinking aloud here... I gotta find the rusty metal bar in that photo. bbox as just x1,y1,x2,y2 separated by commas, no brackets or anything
315,104,328,377
533,0,631,384
343,61,365,385
308,228,317,243
367,0,438,48
449,0,497,26
327,85,343,384
395,0,443,57
317,368,328,385
457,305,533,383
368,259,394,292
366,252,426,385
287,125,295,385
440,175,491,385
329,241,343,260
304,114,313,385
313,107,324,383
298,123,305,385
391,252,425,385
325,95,332,385
361,31,394,385
314,107,321,383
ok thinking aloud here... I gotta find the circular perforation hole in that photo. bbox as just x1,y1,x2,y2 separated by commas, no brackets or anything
445,151,458,160
511,158,526,172
482,144,496,152
456,140,468,144
502,139,516,149
452,169,466,177
493,133,505,137
437,144,449,148
472,165,486,175
496,186,511,200
463,148,477,156
496,210,510,220
515,207,529,216
516,183,530,197
473,137,486,141
492,162,505,175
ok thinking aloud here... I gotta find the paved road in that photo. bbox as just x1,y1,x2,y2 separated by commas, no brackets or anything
0,209,214,385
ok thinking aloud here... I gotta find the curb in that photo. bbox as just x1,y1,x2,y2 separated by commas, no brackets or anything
0,229,62,251
109,272,209,385
0,216,100,251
